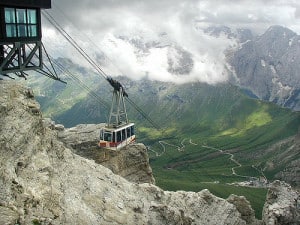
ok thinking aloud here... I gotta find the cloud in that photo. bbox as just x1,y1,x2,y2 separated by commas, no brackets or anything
41,0,300,84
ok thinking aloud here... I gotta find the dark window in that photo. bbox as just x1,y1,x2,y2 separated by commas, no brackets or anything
100,129,104,140
4,7,38,38
117,131,121,142
104,132,112,142
122,129,126,141
131,125,134,136
112,132,116,142
126,127,131,138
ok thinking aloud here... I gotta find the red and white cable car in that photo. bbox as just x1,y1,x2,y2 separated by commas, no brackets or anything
98,77,136,150
99,123,135,150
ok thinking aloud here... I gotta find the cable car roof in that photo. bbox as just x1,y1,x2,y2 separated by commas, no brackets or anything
0,0,51,9
103,123,135,132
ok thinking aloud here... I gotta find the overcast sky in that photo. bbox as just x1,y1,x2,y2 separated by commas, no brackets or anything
42,0,300,84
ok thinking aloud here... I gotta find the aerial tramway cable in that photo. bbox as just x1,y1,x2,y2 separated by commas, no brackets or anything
43,53,110,110
28,40,111,110
42,11,108,80
51,2,125,77
42,10,162,131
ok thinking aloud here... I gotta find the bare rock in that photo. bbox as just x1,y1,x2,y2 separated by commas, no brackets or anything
2,80,299,225
263,180,300,225
54,124,64,131
58,123,155,184
0,80,253,225
227,194,262,225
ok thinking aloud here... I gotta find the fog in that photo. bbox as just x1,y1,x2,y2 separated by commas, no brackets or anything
42,0,300,84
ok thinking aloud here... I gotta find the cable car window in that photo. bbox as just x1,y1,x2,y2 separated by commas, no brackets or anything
104,132,112,141
122,129,126,140
100,129,104,140
131,126,134,135
112,132,116,142
126,127,131,138
117,131,121,142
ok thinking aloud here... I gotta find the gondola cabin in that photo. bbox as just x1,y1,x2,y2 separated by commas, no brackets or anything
99,123,135,150
0,0,51,76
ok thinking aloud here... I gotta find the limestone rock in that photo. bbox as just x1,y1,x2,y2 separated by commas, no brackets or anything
1,80,299,225
58,124,155,184
263,180,300,225
0,81,250,225
227,195,261,225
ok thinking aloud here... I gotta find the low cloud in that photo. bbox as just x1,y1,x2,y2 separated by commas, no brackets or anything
42,0,300,84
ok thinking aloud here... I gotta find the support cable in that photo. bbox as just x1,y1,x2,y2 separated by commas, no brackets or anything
42,11,108,80
51,58,110,110
42,10,161,130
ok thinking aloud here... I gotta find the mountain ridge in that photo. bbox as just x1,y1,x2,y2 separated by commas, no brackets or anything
228,25,300,111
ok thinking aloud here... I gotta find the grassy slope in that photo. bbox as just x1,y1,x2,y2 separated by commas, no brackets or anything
128,81,299,219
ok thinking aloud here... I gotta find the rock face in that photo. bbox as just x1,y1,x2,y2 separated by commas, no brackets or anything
57,124,155,184
228,25,300,111
263,181,300,225
1,80,299,225
227,195,259,225
0,80,251,224
256,134,300,188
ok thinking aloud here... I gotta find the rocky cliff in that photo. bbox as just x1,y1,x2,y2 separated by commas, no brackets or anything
57,123,155,184
263,181,300,224
228,25,300,111
0,80,299,225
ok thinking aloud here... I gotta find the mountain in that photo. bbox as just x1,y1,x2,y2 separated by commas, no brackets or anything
1,80,299,224
42,74,300,190
203,25,254,43
227,25,300,111
21,54,300,189
10,25,300,217
100,25,300,111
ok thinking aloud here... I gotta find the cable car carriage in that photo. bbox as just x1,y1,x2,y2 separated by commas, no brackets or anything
99,123,135,150
98,77,136,150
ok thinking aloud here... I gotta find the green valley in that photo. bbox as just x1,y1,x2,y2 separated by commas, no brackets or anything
26,63,300,219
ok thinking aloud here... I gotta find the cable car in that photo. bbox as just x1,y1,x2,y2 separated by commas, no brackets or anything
99,123,135,150
98,77,136,150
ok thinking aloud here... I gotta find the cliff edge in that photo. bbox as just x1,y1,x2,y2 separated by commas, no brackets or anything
57,123,155,184
0,80,299,225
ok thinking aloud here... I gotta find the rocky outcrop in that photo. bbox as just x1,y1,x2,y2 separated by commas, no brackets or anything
227,195,260,225
0,80,253,224
57,124,155,184
1,80,299,225
263,181,300,225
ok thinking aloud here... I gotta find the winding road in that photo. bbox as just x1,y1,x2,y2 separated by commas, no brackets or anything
148,139,267,181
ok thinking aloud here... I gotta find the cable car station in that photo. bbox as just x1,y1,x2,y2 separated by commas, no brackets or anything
0,0,51,79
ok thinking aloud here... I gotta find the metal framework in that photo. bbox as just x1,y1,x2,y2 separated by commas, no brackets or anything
0,0,60,81
107,88,129,128
0,41,42,75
